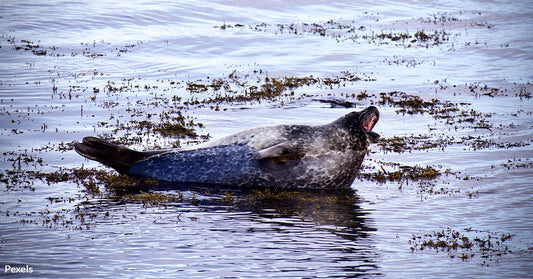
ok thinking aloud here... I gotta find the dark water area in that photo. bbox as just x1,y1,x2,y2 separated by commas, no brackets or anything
1,0,532,278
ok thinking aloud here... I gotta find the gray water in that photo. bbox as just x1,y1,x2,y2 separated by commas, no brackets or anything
1,0,532,278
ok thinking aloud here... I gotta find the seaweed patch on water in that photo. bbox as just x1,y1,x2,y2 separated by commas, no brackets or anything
377,135,453,153
499,158,533,170
24,67,374,148
122,191,184,208
182,69,371,108
375,91,459,117
359,164,442,183
376,132,531,154
3,34,143,58
1,167,126,196
244,187,358,205
409,227,529,266
217,21,451,48
0,164,187,229
216,11,494,49
358,159,471,197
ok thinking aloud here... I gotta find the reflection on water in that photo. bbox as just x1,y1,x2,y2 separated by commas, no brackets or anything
2,186,380,278
1,0,532,278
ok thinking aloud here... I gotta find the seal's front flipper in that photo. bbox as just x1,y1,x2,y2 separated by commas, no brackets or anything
74,137,161,174
253,141,305,163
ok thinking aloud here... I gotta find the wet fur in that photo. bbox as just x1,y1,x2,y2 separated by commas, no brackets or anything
75,106,380,189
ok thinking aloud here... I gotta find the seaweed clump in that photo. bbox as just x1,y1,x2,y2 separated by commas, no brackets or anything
183,70,365,107
409,227,521,266
123,191,184,208
359,165,441,184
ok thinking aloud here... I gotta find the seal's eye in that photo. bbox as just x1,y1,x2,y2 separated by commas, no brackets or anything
362,114,378,131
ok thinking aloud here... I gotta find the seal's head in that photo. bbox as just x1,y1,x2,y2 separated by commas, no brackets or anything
333,106,380,147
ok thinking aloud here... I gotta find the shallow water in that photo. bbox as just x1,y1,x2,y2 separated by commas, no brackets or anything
1,0,532,278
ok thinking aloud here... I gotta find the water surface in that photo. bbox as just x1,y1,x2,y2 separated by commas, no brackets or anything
1,0,532,278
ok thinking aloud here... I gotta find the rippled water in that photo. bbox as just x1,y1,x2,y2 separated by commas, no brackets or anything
1,0,532,278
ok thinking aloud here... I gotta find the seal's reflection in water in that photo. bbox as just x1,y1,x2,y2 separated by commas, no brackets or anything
77,182,380,276
243,187,374,240
171,183,377,272
147,182,373,232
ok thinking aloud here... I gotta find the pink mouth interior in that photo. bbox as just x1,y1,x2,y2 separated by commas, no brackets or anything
363,114,377,131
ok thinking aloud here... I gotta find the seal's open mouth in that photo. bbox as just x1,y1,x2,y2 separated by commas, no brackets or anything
360,107,380,143
362,114,378,132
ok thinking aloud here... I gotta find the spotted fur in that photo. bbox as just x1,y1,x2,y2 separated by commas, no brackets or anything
75,106,380,189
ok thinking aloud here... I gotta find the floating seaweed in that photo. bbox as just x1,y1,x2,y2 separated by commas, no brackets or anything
409,227,525,266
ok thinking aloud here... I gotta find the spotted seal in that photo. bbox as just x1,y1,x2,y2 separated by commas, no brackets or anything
74,106,379,189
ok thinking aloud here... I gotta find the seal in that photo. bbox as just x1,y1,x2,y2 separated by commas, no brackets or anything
74,106,379,189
